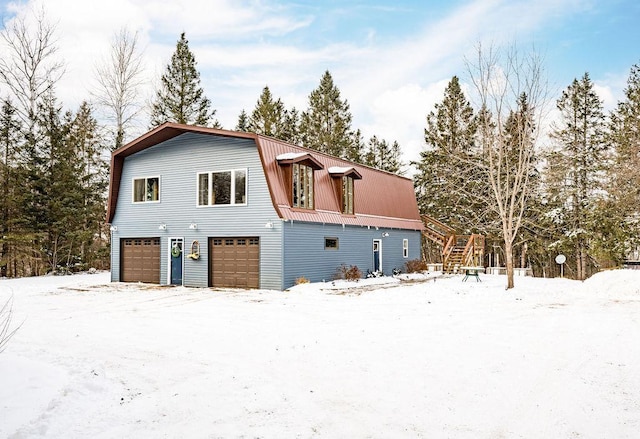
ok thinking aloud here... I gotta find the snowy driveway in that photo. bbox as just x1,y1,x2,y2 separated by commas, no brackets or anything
1,271,640,438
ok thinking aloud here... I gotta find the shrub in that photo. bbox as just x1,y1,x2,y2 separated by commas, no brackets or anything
335,264,362,281
295,276,310,285
405,259,428,273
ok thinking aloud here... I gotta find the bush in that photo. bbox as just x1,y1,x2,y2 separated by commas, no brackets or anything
405,259,428,273
335,264,362,282
295,276,310,285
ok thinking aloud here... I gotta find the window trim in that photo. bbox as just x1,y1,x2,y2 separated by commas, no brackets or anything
403,238,409,258
132,176,160,204
196,168,248,207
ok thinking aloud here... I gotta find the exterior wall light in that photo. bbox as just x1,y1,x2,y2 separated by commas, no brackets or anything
159,223,167,230
189,222,198,230
264,220,274,229
382,232,389,237
110,225,118,232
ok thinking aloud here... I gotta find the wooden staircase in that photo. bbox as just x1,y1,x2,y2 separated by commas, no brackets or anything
421,215,485,273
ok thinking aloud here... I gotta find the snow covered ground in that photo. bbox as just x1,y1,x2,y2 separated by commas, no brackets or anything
1,270,639,438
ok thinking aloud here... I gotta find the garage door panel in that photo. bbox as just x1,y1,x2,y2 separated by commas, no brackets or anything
209,237,259,289
121,238,161,283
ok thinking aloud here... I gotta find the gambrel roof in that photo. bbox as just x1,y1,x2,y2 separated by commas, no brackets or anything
107,123,424,231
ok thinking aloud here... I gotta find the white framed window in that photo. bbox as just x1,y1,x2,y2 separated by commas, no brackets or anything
403,239,409,258
132,176,160,203
197,169,247,206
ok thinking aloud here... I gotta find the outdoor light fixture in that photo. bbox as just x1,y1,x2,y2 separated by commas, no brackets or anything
382,232,389,237
264,220,274,229
110,225,118,232
158,223,167,230
189,222,198,230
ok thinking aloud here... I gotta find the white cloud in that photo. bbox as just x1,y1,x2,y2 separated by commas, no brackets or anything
0,0,611,160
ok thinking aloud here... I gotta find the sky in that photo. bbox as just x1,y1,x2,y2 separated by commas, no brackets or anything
0,0,638,165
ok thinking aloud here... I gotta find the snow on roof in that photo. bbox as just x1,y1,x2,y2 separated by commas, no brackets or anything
276,152,308,161
328,166,354,174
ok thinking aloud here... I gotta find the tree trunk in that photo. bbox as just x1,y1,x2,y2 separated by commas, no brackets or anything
505,242,515,289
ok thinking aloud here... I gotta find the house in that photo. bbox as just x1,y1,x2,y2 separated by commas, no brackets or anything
107,122,425,290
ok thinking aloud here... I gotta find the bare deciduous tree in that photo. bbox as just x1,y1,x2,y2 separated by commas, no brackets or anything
93,28,145,150
0,8,64,132
466,43,549,289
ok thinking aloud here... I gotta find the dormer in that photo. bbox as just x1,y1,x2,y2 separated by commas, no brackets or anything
276,152,324,210
328,166,362,215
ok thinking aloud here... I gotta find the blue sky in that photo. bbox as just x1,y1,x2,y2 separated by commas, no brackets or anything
0,0,638,163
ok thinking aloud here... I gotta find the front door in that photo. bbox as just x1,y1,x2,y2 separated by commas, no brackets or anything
169,238,183,285
373,239,382,272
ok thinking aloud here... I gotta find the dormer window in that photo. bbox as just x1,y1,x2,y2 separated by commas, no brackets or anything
293,163,314,209
277,152,324,210
342,175,354,214
329,166,362,215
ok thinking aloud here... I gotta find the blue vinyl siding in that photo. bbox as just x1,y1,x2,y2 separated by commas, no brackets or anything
282,221,421,289
110,132,282,289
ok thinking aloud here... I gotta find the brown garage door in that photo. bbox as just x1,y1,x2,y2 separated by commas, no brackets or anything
210,237,259,288
121,238,161,283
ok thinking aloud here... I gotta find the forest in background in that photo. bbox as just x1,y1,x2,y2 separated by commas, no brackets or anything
0,10,638,283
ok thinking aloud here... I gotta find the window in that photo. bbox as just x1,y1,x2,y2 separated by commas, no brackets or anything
133,177,159,203
342,176,354,214
328,166,361,215
293,163,314,209
403,239,409,258
325,237,339,250
198,169,247,206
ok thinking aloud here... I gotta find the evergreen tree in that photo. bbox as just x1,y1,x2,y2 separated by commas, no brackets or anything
282,107,301,144
548,73,608,280
37,92,82,272
248,86,287,138
68,102,109,269
363,135,403,174
236,109,249,132
150,33,219,128
0,99,23,277
300,71,359,159
413,76,480,232
607,62,640,262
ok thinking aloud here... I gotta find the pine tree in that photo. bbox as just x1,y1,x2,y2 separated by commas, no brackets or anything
363,135,403,174
236,109,249,132
0,99,23,277
300,71,359,159
150,33,219,128
413,76,480,232
37,92,82,272
548,73,608,279
68,102,109,269
282,107,301,144
608,63,640,262
248,86,287,138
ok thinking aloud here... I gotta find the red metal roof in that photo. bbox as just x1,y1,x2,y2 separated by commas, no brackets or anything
107,123,424,231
